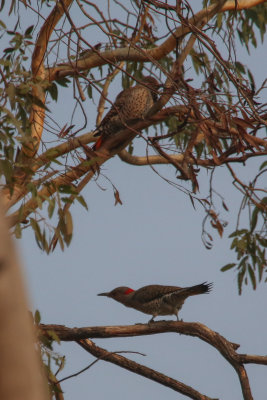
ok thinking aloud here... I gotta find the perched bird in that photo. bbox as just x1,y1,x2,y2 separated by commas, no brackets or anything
93,76,160,150
98,282,212,323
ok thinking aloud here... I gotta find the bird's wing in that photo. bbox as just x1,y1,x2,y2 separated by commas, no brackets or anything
133,285,182,304
97,89,129,128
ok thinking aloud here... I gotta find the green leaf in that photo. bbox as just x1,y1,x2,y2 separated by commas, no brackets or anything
221,263,236,272
248,265,256,290
25,25,34,36
237,266,246,295
0,19,6,29
235,61,245,74
47,330,61,344
58,185,77,195
14,223,22,239
229,229,248,238
76,195,88,210
34,310,41,325
31,95,50,111
65,210,73,236
48,198,55,219
30,218,42,242
0,159,13,183
260,161,267,171
55,77,71,87
7,83,16,108
250,206,259,233
87,84,92,99
47,82,58,101
257,237,267,248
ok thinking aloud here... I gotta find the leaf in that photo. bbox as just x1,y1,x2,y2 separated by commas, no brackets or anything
0,159,13,183
58,185,77,195
47,330,61,344
47,82,58,101
7,83,16,107
114,189,122,206
8,0,16,15
248,265,256,290
232,117,254,130
77,195,88,210
0,19,6,29
87,84,92,99
222,200,229,211
229,229,248,238
34,310,41,325
55,77,71,87
31,95,50,111
0,1,5,12
250,206,259,233
65,210,73,236
259,160,267,171
24,25,34,36
30,218,42,243
234,61,245,74
48,198,55,218
189,194,195,210
257,237,267,248
237,266,246,295
14,223,22,239
221,263,236,272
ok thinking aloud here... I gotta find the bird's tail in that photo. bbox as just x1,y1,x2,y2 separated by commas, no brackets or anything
176,282,213,297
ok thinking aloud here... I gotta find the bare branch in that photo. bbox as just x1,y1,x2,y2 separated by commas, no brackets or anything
77,338,215,400
48,1,227,80
118,150,184,165
39,321,264,400
25,0,74,157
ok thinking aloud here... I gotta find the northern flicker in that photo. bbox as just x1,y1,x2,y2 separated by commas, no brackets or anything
98,282,212,323
93,76,160,150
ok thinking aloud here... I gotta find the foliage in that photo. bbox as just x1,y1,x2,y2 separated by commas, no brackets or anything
0,0,266,292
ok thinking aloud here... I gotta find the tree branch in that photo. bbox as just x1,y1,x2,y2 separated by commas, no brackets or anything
47,1,227,81
39,321,265,400
77,338,215,400
143,0,267,12
118,149,184,165
25,0,73,157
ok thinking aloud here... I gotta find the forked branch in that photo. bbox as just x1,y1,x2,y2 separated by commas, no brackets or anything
40,321,267,400
77,338,216,400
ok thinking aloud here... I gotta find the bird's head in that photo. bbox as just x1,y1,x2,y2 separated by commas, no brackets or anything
141,76,162,91
98,286,135,302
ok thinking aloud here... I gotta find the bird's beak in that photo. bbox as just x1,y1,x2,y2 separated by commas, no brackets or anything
97,292,110,296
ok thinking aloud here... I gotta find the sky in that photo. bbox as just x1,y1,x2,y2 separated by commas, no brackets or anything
2,1,267,400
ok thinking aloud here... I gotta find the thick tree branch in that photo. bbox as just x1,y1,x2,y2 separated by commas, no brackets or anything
144,0,267,11
39,321,266,400
48,1,227,80
118,149,267,167
118,150,185,165
25,0,73,157
77,338,215,400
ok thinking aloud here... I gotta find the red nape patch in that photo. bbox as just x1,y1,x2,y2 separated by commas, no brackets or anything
124,288,134,295
94,136,103,150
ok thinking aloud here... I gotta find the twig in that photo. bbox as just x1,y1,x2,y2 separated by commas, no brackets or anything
57,350,146,383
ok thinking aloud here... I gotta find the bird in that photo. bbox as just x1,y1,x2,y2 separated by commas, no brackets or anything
93,76,161,150
98,282,212,323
